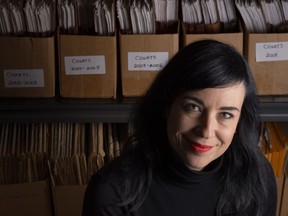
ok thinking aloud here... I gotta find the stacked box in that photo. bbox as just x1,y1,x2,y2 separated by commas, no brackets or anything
244,33,288,95
52,185,87,216
58,34,117,98
119,33,179,97
0,36,56,97
0,181,53,216
182,23,243,54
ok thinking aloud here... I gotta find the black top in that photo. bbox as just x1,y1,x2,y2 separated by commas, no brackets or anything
82,152,277,216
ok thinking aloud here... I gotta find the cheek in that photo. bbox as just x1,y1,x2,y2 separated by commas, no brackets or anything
166,116,180,145
167,117,197,151
167,113,184,143
220,127,237,146
216,144,231,160
167,112,194,135
215,128,237,156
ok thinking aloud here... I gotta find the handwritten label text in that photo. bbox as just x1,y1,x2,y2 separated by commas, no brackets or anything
65,56,106,75
256,42,288,62
128,52,169,71
4,69,44,88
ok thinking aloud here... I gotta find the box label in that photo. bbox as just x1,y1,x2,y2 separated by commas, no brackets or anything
256,42,288,62
64,56,106,75
4,69,45,88
128,52,169,71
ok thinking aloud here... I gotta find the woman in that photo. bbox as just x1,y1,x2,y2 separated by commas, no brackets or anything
83,40,277,216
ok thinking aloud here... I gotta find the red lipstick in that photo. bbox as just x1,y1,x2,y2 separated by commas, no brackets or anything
191,142,213,153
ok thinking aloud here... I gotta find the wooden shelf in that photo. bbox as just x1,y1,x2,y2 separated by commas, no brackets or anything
0,98,135,123
1,96,288,123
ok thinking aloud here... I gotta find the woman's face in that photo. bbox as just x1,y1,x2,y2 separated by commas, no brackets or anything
166,83,245,171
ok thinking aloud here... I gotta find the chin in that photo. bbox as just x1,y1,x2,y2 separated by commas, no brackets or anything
184,160,207,171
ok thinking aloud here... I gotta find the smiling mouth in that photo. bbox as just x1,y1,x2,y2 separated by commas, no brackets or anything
190,142,213,153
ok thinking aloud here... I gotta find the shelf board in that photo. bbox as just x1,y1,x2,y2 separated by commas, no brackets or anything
259,96,288,121
0,96,288,122
0,98,136,123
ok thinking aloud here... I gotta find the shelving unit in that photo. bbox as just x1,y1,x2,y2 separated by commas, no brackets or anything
0,98,134,123
260,102,288,121
259,96,288,121
1,96,288,123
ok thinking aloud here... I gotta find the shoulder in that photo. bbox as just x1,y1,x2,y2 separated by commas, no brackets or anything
82,166,125,216
87,171,121,201
82,151,148,215
260,157,278,215
261,156,277,187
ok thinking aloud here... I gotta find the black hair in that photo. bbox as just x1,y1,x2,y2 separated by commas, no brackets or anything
105,40,271,215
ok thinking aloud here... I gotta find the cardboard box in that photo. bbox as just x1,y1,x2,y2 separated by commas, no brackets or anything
0,181,53,216
119,33,179,97
182,24,243,54
0,36,56,97
276,175,285,216
59,34,117,98
280,162,288,216
244,33,288,95
52,185,87,216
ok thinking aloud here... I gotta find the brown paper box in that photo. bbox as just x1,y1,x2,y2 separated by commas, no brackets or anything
244,33,288,95
276,175,284,216
182,24,243,54
0,36,56,97
59,35,117,98
0,181,53,216
280,163,288,216
119,33,179,97
52,185,87,216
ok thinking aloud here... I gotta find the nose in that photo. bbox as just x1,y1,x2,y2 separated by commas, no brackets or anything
198,112,216,139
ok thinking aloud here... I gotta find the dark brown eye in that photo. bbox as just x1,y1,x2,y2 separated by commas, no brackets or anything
184,103,200,112
220,112,234,119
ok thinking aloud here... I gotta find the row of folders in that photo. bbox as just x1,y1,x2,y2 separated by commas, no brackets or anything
0,122,131,185
1,0,288,36
0,121,287,185
1,1,288,98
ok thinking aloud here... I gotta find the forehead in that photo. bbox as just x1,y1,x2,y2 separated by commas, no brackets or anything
176,83,246,107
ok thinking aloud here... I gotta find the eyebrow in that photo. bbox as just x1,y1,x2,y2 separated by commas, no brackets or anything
181,96,241,112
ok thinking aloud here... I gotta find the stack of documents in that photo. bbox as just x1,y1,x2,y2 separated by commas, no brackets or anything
47,122,88,186
47,122,131,185
92,0,115,35
0,0,55,36
23,0,55,35
116,0,178,34
154,0,179,33
88,122,130,172
283,0,288,22
57,0,78,34
102,123,130,163
0,122,131,186
217,0,238,32
181,0,238,33
235,0,288,33
0,0,26,36
0,123,49,184
58,0,115,35
87,123,105,179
